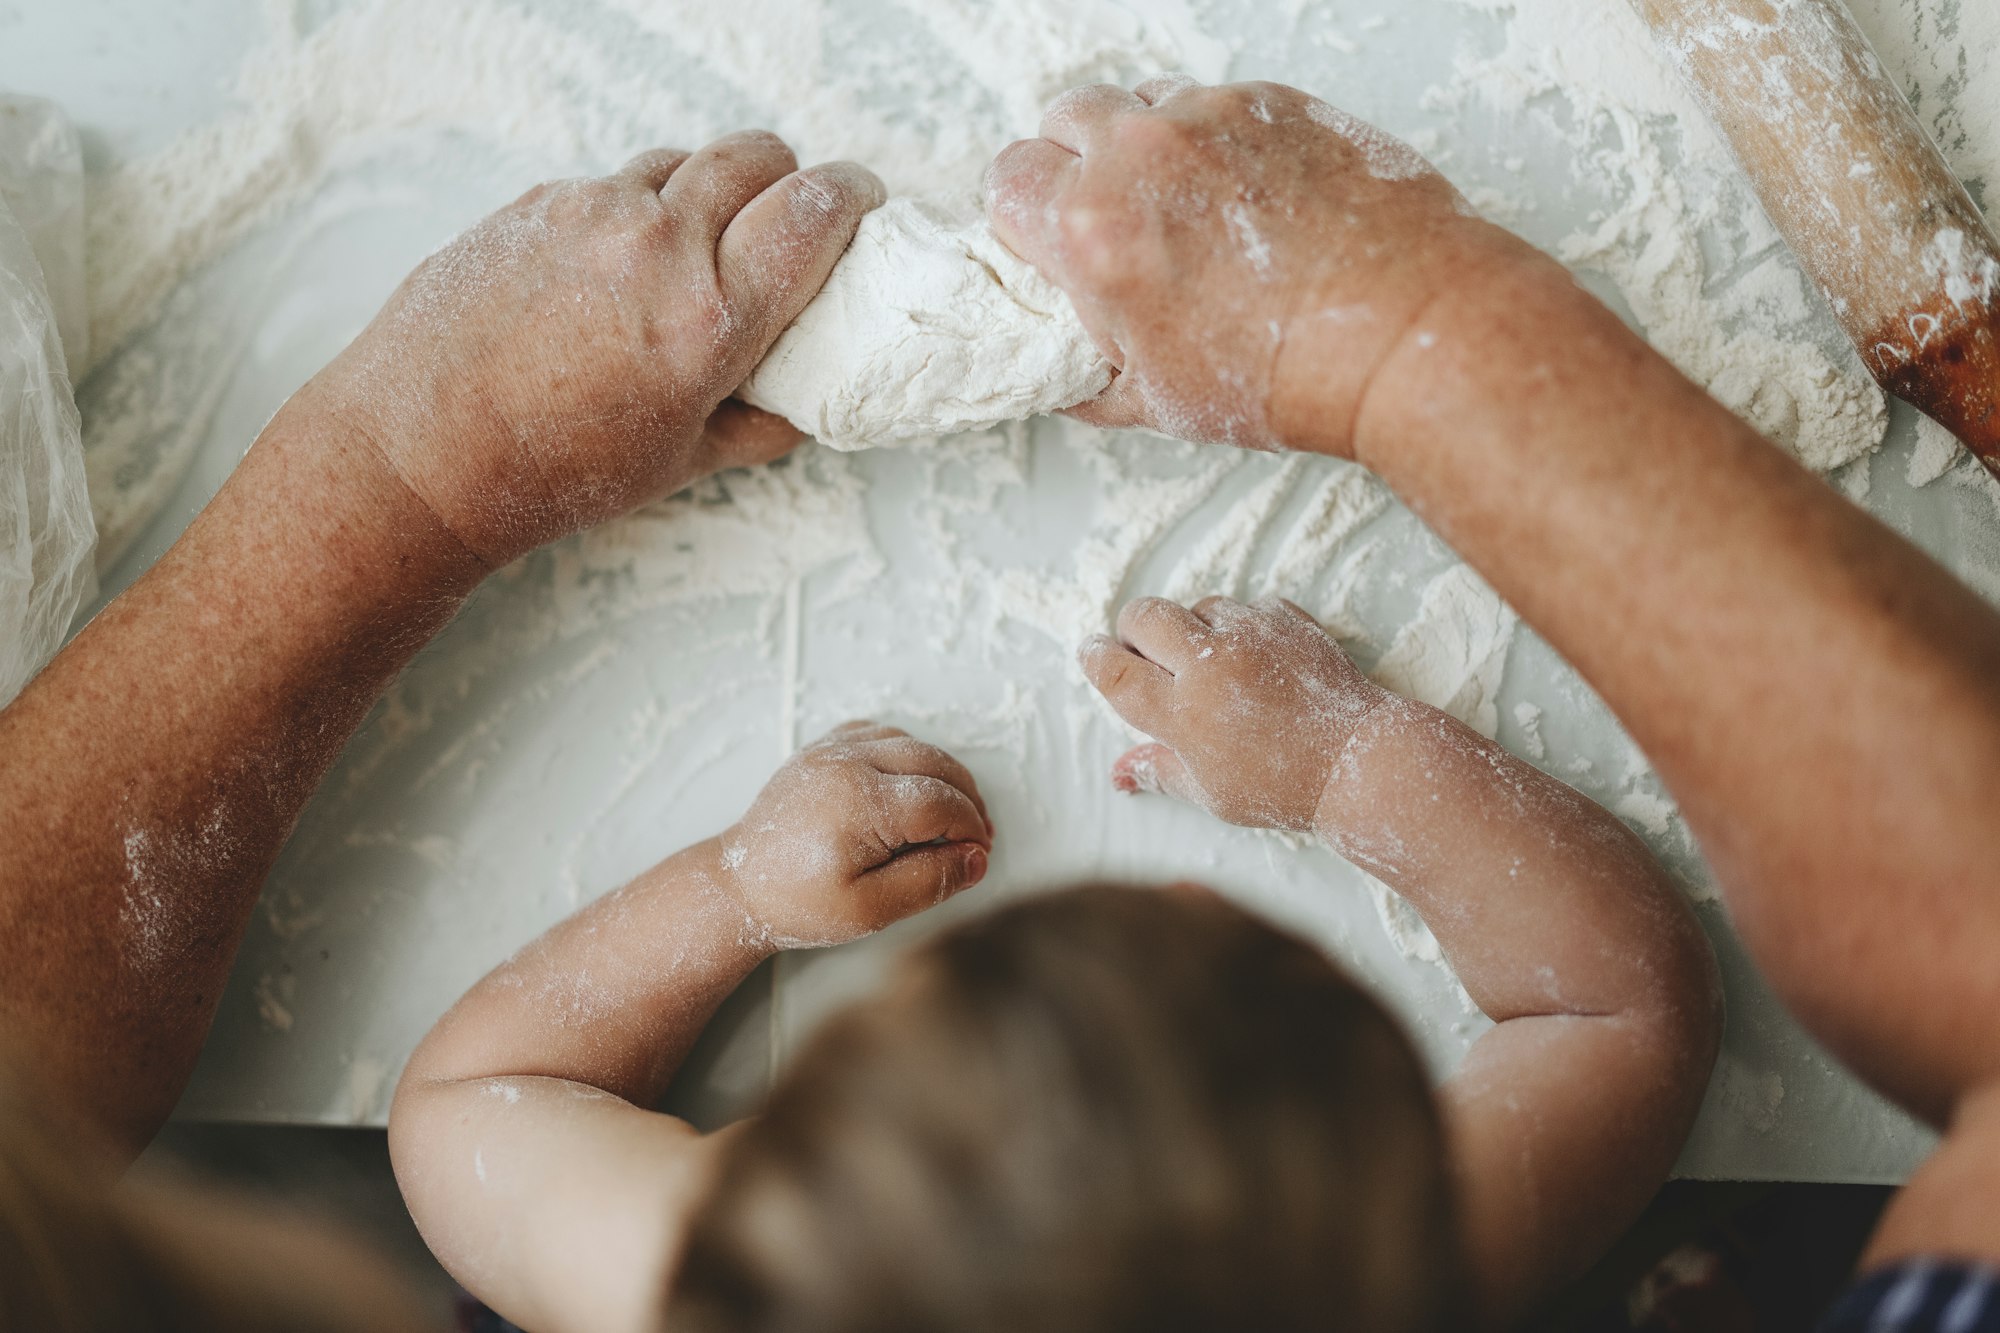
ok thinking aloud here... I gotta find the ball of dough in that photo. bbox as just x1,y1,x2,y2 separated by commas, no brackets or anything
738,195,1112,450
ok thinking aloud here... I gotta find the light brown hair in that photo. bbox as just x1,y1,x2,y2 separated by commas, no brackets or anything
669,884,1460,1332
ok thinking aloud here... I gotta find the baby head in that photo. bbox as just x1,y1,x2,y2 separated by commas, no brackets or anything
668,884,1460,1332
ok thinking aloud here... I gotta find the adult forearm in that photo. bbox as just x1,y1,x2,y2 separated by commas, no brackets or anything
1347,257,2000,1120
0,400,483,1155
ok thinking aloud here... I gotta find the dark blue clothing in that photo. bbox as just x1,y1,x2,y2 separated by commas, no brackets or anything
1821,1263,2000,1333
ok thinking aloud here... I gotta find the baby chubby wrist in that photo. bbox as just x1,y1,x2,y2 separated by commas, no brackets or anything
1308,684,1404,850
684,834,785,963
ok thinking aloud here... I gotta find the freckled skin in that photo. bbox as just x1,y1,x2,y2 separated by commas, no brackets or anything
1002,74,2000,1291
1083,594,1720,1328
0,135,885,1159
986,76,1514,451
390,723,989,1333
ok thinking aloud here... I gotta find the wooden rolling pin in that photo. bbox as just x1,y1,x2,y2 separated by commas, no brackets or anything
1629,0,2000,472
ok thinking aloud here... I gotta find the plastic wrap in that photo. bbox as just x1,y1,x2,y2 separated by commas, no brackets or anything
0,95,93,707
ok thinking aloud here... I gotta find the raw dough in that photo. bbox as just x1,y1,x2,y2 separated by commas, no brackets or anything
739,195,1112,450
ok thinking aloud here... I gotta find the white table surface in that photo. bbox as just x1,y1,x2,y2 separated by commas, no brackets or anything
5,0,1985,1182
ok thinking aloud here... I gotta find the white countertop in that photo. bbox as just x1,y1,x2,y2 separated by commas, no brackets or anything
6,0,1986,1182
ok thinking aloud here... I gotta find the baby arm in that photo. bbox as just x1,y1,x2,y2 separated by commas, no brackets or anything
389,723,990,1333
1082,597,1722,1329
0,135,881,1157
994,82,2000,1240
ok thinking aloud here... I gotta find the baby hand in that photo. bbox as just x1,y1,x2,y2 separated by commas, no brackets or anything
1079,596,1385,831
718,722,992,949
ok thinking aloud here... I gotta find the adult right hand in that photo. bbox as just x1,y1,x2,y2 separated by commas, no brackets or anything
301,132,884,567
984,76,1547,455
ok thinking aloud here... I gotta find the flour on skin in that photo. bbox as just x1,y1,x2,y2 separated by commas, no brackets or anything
66,0,1995,1162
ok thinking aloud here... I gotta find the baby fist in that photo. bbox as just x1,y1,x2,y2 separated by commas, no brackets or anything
1080,596,1385,831
719,722,992,949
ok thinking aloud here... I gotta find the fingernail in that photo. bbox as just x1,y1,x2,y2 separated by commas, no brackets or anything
965,845,989,883
825,160,887,208
1113,751,1159,793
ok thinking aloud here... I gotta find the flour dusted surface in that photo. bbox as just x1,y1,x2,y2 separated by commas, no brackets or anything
739,196,1111,450
61,0,1976,1173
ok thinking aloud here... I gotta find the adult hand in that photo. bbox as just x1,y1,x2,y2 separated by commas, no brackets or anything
305,133,884,566
985,76,1539,454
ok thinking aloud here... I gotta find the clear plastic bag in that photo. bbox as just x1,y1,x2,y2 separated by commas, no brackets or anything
0,95,94,707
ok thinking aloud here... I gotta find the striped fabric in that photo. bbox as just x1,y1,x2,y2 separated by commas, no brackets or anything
1820,1263,2000,1333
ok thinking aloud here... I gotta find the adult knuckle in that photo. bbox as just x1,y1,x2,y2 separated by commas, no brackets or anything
577,175,626,208
986,138,1041,189
515,180,557,209
1117,113,1189,156
787,167,862,223
1044,85,1092,120
1063,215,1139,289
538,178,593,224
1046,83,1115,126
718,129,793,172
681,281,733,341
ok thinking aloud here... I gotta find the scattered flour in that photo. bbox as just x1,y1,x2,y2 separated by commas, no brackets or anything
1512,700,1547,762
1436,0,1893,474
1615,788,1676,839
1371,564,1518,739
52,0,1996,1153
1849,0,1999,205
1163,454,1310,603
340,1053,391,1125
739,196,1111,450
993,437,1241,647
552,450,881,635
1255,463,1389,604
1715,1063,1788,1135
1909,414,1964,487
253,971,296,1032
